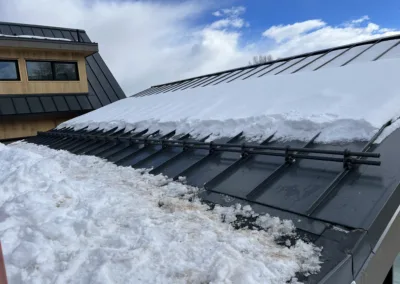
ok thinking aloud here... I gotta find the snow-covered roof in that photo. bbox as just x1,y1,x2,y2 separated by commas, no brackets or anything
135,34,400,98
20,35,400,283
62,48,400,144
0,33,71,41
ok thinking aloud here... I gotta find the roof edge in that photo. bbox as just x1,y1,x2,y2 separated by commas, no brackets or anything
0,37,98,54
0,93,89,99
0,21,86,33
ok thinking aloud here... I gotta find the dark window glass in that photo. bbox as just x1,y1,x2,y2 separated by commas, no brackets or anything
26,61,79,81
0,60,19,80
54,62,78,80
26,61,53,80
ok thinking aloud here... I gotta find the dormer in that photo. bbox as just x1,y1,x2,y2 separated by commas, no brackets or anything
0,22,125,141
0,34,98,95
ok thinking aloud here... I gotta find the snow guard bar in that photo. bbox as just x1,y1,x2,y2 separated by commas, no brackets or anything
38,130,381,170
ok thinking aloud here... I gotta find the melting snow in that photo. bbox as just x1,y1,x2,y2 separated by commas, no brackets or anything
0,142,321,284
61,58,400,143
0,34,71,41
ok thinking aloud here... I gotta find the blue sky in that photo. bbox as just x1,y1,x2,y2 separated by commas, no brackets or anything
229,0,399,29
200,0,400,41
1,0,399,94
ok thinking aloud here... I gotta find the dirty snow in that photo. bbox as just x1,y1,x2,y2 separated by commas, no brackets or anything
61,58,400,143
0,142,321,284
0,34,71,41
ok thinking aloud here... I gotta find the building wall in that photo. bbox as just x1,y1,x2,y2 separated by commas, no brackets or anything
0,48,88,95
0,114,75,140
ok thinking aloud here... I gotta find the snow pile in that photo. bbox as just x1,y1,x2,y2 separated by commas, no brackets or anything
0,142,321,284
0,34,71,41
61,58,400,143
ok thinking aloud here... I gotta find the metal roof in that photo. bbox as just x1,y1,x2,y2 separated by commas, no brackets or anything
22,34,400,282
0,21,126,116
27,117,400,283
132,34,400,98
0,93,92,115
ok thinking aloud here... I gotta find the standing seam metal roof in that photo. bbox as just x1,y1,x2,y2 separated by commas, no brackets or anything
132,34,400,98
28,118,400,283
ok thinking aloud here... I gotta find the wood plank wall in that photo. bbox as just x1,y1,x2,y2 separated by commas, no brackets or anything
0,115,75,140
0,48,88,95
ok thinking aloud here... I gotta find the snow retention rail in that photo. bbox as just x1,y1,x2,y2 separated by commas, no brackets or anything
37,131,381,169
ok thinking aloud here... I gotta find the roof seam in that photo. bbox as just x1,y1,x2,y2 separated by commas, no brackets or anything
92,55,120,101
148,36,400,88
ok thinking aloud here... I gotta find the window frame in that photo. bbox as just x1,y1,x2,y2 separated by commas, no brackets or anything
0,59,21,81
25,60,80,81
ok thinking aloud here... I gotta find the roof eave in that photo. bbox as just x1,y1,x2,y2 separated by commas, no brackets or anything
0,37,99,56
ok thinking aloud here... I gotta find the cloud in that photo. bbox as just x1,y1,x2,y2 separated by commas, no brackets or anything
263,18,400,58
212,11,222,17
262,20,326,43
0,1,399,96
351,15,370,24
213,6,246,18
210,6,249,29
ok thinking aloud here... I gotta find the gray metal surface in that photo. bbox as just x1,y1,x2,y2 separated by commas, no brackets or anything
0,21,126,116
28,119,400,283
0,94,91,115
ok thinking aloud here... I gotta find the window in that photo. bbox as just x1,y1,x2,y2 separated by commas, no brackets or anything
54,62,78,80
0,60,19,80
26,61,79,81
26,61,52,80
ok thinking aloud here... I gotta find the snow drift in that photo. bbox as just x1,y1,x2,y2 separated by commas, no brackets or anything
0,142,321,284
61,58,400,143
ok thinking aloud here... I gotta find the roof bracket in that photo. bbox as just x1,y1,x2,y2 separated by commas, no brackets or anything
241,143,249,158
209,141,215,154
162,139,168,149
182,141,189,152
285,146,296,164
343,149,353,169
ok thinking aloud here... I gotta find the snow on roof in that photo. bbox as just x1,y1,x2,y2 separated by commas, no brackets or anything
61,58,400,143
0,33,71,41
0,142,321,283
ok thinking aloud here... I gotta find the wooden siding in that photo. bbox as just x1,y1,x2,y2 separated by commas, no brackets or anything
0,48,88,95
0,114,74,140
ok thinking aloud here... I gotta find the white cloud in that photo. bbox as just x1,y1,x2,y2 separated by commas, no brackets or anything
263,18,400,58
209,18,246,29
0,1,399,96
212,6,246,18
351,15,370,24
222,6,246,16
263,20,326,43
212,11,222,17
